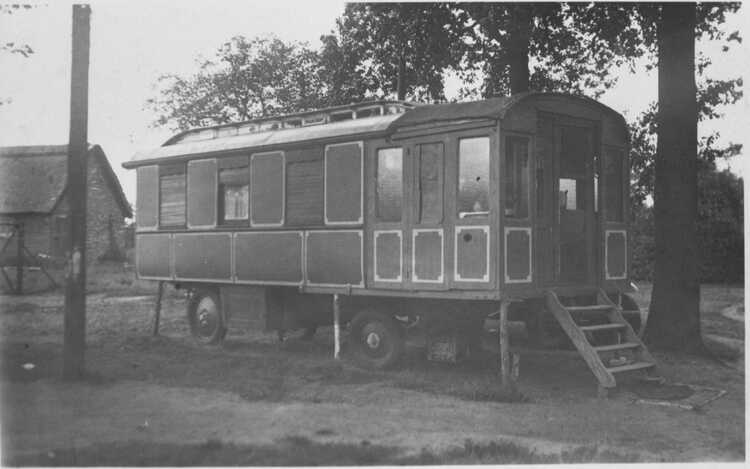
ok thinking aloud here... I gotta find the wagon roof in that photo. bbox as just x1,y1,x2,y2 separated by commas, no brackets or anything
123,92,624,168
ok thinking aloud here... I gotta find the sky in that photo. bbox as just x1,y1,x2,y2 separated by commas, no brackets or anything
1,0,748,209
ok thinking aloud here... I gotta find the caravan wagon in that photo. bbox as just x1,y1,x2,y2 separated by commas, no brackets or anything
123,92,654,393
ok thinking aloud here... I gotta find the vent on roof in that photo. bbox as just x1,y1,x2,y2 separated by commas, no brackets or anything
284,118,302,129
355,106,382,118
302,114,326,126
217,127,238,138
329,110,354,122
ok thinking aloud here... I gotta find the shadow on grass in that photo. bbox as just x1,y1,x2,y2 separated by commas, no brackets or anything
5,436,643,466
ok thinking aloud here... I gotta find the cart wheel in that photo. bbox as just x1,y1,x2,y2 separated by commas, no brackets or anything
620,293,646,338
349,310,404,369
187,289,227,345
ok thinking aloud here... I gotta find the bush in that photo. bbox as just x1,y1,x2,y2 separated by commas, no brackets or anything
630,165,743,284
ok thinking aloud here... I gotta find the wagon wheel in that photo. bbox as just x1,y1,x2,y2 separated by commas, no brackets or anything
187,289,227,345
349,310,405,369
619,293,646,338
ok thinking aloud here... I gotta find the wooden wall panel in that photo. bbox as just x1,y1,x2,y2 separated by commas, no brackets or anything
325,142,362,224
505,228,532,283
455,226,489,282
606,230,627,280
187,159,217,228
251,152,285,226
173,233,231,280
374,230,402,282
136,165,158,230
413,229,443,283
286,158,324,226
136,233,171,279
306,230,362,286
235,231,302,283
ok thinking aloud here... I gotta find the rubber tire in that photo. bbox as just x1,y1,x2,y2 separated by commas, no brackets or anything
187,289,227,345
349,310,405,370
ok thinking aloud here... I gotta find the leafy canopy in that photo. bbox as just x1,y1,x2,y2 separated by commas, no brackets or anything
147,36,325,131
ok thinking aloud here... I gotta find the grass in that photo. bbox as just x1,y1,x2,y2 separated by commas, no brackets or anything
6,437,643,466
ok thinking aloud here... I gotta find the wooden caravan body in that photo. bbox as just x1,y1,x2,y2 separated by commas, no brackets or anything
124,93,631,300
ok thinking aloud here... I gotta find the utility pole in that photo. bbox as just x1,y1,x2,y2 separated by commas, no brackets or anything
63,4,91,380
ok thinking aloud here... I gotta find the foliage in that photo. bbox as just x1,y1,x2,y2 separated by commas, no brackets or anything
324,3,463,101
631,162,744,284
147,36,326,131
452,3,655,98
627,2,743,207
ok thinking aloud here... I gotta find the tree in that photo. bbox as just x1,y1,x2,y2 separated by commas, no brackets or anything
324,3,463,101
645,3,701,352
455,3,648,97
147,36,326,131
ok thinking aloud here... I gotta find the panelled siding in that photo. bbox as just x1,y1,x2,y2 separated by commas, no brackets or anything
133,95,632,296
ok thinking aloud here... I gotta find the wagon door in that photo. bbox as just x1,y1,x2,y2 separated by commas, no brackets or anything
555,123,597,284
368,141,408,288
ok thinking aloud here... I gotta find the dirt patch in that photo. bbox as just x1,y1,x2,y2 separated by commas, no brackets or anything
625,380,695,401
0,282,745,463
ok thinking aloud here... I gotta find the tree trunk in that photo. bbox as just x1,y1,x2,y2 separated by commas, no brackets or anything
508,4,531,94
396,52,407,100
645,3,702,352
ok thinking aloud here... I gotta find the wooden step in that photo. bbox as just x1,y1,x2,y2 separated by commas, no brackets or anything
606,361,655,373
567,305,612,314
594,342,640,352
579,323,626,332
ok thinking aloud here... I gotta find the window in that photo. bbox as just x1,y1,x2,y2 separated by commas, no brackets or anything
418,143,444,223
505,137,529,219
604,147,624,222
219,157,249,223
251,152,285,226
376,148,403,222
159,164,186,227
559,178,581,210
458,137,490,216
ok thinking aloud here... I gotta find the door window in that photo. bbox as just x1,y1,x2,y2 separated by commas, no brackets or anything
418,143,444,223
504,137,529,219
458,137,490,216
375,148,403,222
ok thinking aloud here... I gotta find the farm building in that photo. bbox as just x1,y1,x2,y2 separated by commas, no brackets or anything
0,145,132,266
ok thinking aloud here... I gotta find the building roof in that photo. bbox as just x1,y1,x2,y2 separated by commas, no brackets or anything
124,92,625,168
0,144,132,217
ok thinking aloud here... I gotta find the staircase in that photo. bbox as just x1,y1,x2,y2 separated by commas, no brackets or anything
544,288,656,397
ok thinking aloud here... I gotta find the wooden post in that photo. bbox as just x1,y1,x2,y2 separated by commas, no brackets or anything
152,281,164,336
62,4,91,380
333,294,341,360
498,299,516,390
15,223,23,295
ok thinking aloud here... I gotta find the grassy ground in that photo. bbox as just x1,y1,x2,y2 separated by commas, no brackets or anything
8,436,642,466
0,270,744,464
